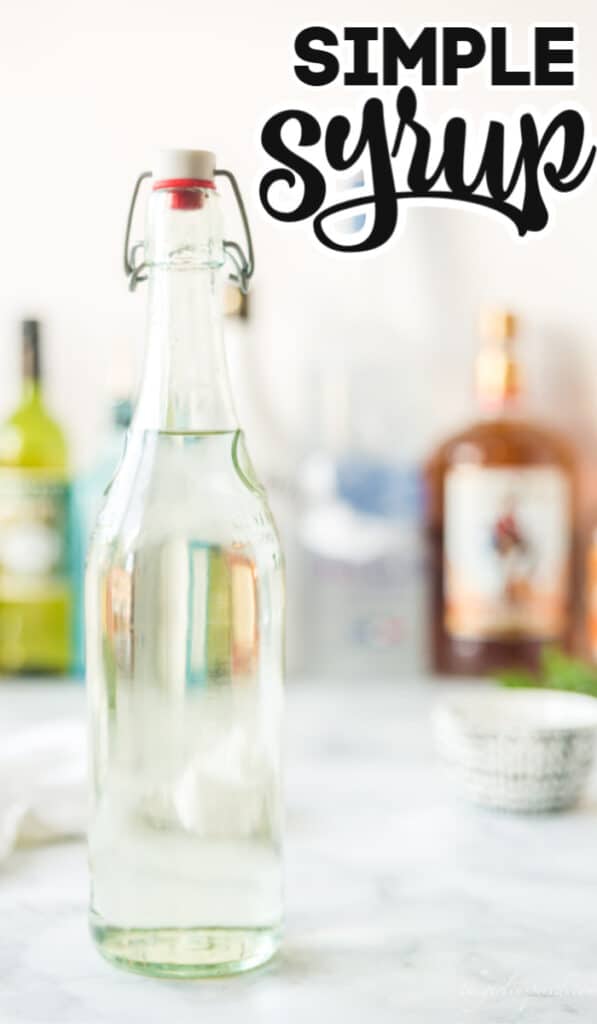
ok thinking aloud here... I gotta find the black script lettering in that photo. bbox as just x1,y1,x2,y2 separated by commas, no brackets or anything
391,87,445,189
259,87,596,248
316,98,398,251
516,110,595,231
259,110,326,221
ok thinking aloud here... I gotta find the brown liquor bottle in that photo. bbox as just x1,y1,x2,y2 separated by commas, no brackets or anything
425,310,577,676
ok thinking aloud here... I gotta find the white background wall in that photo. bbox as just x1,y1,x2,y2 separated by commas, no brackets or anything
0,0,595,500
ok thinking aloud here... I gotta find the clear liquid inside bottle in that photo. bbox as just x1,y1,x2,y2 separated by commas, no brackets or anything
87,429,284,976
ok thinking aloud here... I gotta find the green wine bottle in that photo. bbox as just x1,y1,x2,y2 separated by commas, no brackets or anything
0,320,72,673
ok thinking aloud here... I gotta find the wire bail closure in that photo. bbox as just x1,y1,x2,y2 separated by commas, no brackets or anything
123,168,255,294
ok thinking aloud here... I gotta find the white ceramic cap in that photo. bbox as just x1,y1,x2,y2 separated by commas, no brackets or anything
152,148,216,182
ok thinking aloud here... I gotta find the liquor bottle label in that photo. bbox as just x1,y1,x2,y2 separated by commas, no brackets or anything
444,466,571,640
0,471,70,589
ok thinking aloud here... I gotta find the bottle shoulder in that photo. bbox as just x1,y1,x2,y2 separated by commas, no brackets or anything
0,399,68,469
231,430,268,499
92,428,279,552
425,416,576,477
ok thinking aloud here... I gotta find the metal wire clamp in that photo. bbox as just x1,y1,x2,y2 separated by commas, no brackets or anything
124,168,255,293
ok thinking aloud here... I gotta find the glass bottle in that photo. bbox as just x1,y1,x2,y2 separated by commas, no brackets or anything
425,310,577,676
298,362,427,679
0,320,72,673
86,150,285,977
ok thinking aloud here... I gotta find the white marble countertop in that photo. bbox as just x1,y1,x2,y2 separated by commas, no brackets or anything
1,678,596,1023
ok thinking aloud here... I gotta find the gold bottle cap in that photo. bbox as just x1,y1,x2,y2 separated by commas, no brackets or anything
479,308,517,343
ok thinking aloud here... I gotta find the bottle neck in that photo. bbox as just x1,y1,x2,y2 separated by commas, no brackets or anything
22,326,42,405
133,187,237,434
22,377,42,405
475,341,523,418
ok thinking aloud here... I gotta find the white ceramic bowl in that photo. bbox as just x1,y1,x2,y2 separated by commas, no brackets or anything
433,687,597,812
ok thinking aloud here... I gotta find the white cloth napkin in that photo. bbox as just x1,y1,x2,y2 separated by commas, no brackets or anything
0,720,86,860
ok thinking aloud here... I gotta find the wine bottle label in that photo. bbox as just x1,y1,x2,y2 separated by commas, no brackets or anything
444,466,571,640
0,471,70,588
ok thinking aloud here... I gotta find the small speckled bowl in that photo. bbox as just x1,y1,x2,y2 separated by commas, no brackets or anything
433,687,597,812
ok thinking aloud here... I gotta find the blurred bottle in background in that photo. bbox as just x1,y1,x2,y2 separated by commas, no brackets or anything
425,310,577,676
586,529,597,662
72,391,132,676
298,361,428,680
0,320,72,674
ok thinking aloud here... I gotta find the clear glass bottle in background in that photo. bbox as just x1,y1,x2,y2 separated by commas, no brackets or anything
72,394,133,677
425,310,577,676
0,320,72,673
86,150,284,977
298,360,428,680
299,452,427,680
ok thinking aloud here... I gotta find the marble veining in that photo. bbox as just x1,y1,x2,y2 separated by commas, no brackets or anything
0,679,596,1023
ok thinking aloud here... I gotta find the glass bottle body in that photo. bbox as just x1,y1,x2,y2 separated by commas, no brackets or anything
86,184,284,977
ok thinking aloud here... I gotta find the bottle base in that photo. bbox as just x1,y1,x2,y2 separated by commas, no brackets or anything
90,916,281,978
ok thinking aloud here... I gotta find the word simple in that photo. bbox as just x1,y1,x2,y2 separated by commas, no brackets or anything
295,25,576,87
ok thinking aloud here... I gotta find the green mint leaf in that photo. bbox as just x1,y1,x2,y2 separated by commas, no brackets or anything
541,647,597,697
495,668,538,689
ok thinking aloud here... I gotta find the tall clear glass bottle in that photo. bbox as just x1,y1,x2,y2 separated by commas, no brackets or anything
86,150,285,977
